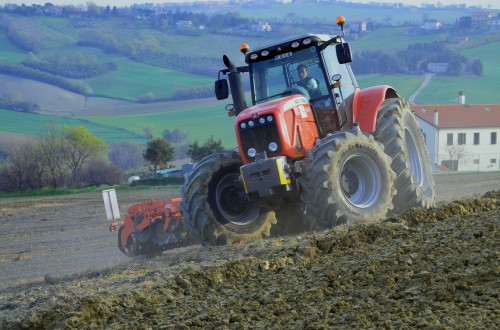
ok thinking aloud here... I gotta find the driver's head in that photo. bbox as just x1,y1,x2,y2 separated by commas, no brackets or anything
297,64,308,80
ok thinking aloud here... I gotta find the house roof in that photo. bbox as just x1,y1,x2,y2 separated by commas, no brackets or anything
412,104,500,129
472,12,492,17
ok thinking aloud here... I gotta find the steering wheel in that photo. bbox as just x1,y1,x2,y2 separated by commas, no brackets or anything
284,86,310,100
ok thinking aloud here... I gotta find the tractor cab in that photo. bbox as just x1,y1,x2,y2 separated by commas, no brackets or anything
245,33,357,136
216,17,358,138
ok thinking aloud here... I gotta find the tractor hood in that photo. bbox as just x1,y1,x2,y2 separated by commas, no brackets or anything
235,94,319,164
236,94,313,122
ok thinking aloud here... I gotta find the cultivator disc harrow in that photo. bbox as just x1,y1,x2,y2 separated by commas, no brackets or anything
103,190,192,257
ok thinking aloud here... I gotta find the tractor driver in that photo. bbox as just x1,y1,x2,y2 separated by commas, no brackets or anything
296,63,321,98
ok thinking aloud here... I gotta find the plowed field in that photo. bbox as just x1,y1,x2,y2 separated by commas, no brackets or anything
0,172,499,329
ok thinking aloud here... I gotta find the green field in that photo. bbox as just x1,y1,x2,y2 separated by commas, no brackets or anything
0,9,499,147
0,108,147,144
417,41,500,104
237,3,470,24
0,32,27,64
357,74,424,100
81,104,238,148
351,27,447,51
86,57,212,101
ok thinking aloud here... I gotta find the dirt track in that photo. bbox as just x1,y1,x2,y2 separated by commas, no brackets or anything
0,172,499,328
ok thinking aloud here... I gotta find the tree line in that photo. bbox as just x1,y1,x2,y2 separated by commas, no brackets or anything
0,125,225,193
23,52,118,79
351,41,483,76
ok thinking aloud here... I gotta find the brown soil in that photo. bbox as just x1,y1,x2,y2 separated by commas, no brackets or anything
0,173,499,329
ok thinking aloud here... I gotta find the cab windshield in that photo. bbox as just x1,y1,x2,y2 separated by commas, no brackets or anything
250,47,327,104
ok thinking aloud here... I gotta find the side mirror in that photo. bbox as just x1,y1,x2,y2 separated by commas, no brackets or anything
215,79,229,100
336,43,352,64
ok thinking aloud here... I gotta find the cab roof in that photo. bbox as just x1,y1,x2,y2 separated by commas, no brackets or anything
244,34,340,64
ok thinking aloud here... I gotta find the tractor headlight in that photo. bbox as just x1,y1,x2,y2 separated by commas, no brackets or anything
248,120,255,127
259,117,265,124
303,38,312,45
269,142,278,152
291,41,300,48
240,122,247,129
260,50,269,56
247,148,257,158
267,115,273,122
250,53,258,60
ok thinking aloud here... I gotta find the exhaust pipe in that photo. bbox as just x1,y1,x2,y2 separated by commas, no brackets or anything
223,55,247,115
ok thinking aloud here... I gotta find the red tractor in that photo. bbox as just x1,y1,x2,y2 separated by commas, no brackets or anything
179,17,435,245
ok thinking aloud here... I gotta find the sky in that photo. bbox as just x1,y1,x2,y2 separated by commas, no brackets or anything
0,0,498,9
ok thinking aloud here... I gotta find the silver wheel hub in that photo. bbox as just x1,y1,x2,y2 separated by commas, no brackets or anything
340,153,381,208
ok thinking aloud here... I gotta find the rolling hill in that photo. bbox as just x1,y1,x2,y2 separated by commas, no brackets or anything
0,7,499,148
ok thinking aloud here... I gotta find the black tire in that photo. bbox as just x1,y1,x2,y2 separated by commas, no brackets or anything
375,98,435,213
300,131,396,229
118,225,137,257
180,151,277,245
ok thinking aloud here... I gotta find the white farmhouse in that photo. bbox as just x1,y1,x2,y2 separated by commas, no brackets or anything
413,103,500,172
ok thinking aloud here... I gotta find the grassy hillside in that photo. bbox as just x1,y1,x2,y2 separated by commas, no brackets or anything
86,57,212,101
417,42,500,104
235,3,470,25
351,27,447,51
0,108,147,144
0,10,499,147
0,33,26,63
81,103,238,148
357,75,424,99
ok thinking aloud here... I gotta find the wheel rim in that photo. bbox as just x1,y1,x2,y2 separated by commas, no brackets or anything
404,127,423,186
340,153,381,208
216,173,260,225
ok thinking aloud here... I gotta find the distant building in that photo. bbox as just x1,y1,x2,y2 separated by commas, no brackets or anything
427,63,448,74
488,16,500,29
471,12,493,26
251,22,271,32
350,19,367,33
423,19,442,30
176,20,194,30
413,100,500,172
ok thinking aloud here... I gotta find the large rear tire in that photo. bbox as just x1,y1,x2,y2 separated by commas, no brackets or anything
180,151,276,245
300,131,396,229
375,98,435,213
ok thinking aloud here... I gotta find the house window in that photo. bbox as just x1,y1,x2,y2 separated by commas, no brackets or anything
473,159,480,165
492,132,497,145
458,133,466,145
473,133,480,145
447,133,453,145
491,159,497,164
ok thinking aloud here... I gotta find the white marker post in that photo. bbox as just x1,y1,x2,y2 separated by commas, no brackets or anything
102,189,121,228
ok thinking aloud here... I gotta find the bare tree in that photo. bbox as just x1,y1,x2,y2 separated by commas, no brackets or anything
2,141,45,191
38,124,67,188
108,142,145,170
442,144,467,171
79,159,123,186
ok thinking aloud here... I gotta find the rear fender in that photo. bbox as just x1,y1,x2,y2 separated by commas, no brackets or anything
353,85,399,133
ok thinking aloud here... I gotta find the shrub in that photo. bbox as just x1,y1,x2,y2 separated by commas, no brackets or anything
78,159,123,186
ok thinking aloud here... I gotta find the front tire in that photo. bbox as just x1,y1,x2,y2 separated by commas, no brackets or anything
180,151,276,245
375,98,435,213
300,131,396,229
